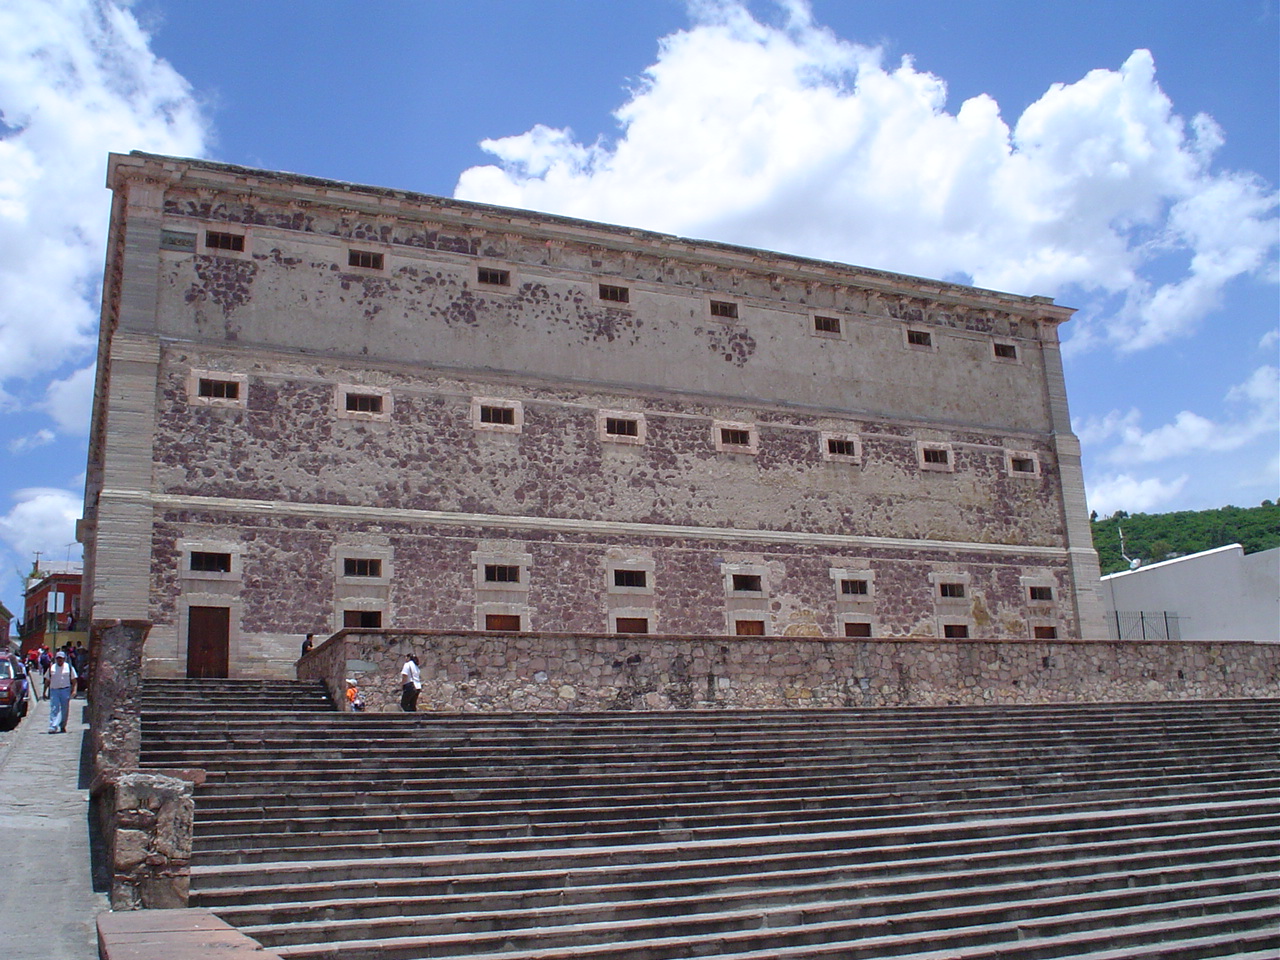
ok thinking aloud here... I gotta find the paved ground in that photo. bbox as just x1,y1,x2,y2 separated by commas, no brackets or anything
0,692,109,959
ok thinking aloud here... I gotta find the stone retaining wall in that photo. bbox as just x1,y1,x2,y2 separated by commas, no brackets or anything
298,629,1280,712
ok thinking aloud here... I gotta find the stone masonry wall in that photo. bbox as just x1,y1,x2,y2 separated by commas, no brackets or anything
300,630,1280,713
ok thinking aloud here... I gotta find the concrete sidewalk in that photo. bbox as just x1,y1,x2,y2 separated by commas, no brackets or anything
0,693,109,959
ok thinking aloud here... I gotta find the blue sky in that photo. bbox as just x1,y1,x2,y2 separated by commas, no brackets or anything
0,0,1276,624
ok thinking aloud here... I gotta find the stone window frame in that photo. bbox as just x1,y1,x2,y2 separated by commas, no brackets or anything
708,298,740,321
917,441,955,473
1021,573,1059,609
611,607,656,635
178,539,242,583
733,617,770,636
335,546,393,587
203,227,251,260
941,620,973,639
723,562,768,598
188,370,248,409
597,409,647,446
346,248,386,272
596,283,632,307
472,548,532,594
991,341,1021,363
475,264,516,289
334,598,387,632
475,602,527,632
839,614,877,638
1005,449,1041,478
930,570,972,609
810,312,845,340
904,327,938,351
714,420,759,455
471,397,524,434
1031,623,1060,640
336,384,392,422
830,566,875,603
821,432,863,465
606,557,656,597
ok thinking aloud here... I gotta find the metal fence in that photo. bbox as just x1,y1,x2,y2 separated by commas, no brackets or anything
1111,611,1182,641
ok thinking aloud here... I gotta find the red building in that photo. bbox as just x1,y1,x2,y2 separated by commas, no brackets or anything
19,562,84,657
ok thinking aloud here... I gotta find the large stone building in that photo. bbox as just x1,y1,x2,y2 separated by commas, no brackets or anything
82,152,1106,678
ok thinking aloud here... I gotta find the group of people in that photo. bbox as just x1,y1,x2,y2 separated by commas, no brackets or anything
19,643,84,734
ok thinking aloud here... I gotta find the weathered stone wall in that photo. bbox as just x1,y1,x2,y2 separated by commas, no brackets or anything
107,772,194,910
299,630,1280,712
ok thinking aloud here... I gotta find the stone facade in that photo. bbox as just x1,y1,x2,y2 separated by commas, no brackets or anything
84,152,1107,678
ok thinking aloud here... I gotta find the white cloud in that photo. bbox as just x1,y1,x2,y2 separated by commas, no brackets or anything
455,0,1276,354
1086,473,1188,518
42,363,96,434
1260,329,1279,352
1077,365,1279,464
0,487,82,560
0,0,208,392
8,429,55,454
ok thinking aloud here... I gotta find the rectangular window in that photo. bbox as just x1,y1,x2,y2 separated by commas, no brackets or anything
943,624,969,639
605,417,639,438
814,315,841,334
348,249,383,270
343,558,382,578
477,267,510,286
198,378,240,401
844,622,872,638
939,582,966,599
993,342,1018,360
840,578,869,596
1010,456,1037,474
613,569,648,588
480,404,516,425
599,283,630,303
923,448,949,465
615,617,649,634
1028,586,1054,602
484,564,521,584
205,231,244,252
735,619,766,636
907,329,932,347
828,438,858,458
343,610,382,628
709,300,739,319
721,428,752,447
485,614,522,631
345,393,384,414
1034,626,1058,640
189,552,232,573
732,574,762,593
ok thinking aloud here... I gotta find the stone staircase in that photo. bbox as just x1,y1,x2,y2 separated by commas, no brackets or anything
139,681,1280,959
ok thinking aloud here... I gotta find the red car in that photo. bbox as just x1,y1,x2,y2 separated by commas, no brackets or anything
0,655,30,728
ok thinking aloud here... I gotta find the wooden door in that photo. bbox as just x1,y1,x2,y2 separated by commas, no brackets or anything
187,606,230,678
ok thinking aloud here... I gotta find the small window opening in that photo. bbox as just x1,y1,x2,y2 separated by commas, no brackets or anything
343,610,382,628
615,617,649,634
485,614,522,631
477,267,510,286
1028,586,1054,602
1034,626,1058,640
1011,457,1036,474
348,249,383,270
923,448,949,465
844,622,872,638
189,552,231,573
484,564,521,584
943,624,969,639
828,438,858,458
605,417,639,437
614,569,648,588
343,558,382,578
735,619,766,636
994,343,1018,360
939,582,966,599
599,284,630,303
732,574,762,593
205,231,244,252
814,315,841,334
721,428,752,447
479,405,516,425
907,329,932,347
710,300,739,319
198,378,239,400
345,393,383,414
841,579,868,596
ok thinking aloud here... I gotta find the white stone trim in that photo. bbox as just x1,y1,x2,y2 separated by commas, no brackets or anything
830,566,875,602
714,420,758,455
810,312,845,340
606,556,656,596
178,539,242,583
917,441,955,472
820,432,862,464
471,397,524,434
1005,449,1041,478
187,370,247,409
903,327,938,351
610,608,656,634
597,409,647,446
336,384,392,422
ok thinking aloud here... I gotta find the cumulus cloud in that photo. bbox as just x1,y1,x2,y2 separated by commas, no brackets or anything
42,363,96,434
455,0,1276,354
0,0,207,395
1076,365,1279,464
1086,473,1188,518
0,486,83,560
8,429,55,454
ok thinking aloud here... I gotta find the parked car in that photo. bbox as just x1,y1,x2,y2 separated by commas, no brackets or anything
0,655,30,728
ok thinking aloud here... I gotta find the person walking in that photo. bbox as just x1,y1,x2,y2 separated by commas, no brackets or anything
47,650,78,734
400,654,421,712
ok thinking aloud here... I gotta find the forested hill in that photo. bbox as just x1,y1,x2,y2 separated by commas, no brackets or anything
1090,502,1280,575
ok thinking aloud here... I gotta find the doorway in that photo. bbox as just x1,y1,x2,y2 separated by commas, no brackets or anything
187,606,230,678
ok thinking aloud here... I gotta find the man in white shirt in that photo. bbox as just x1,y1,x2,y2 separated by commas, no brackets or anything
47,650,77,734
399,654,421,712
